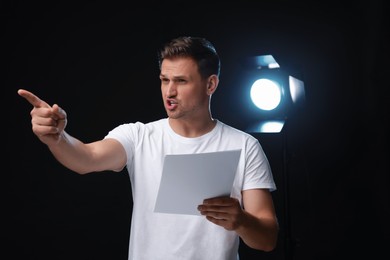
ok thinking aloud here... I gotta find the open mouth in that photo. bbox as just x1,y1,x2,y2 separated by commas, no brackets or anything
166,99,178,110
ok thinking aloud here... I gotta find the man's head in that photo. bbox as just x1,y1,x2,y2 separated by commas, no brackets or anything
158,36,220,80
159,36,220,123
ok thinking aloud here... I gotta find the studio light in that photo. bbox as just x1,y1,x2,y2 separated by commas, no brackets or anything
242,55,306,260
245,54,305,133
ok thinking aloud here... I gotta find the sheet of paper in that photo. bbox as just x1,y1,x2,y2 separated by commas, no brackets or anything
154,149,242,216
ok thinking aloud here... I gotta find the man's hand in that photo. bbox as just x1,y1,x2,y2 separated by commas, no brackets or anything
197,196,244,231
18,89,67,145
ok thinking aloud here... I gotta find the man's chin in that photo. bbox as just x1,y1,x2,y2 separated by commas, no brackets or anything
166,111,179,119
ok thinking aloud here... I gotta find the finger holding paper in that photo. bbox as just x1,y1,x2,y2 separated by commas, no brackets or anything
199,188,279,251
197,196,243,230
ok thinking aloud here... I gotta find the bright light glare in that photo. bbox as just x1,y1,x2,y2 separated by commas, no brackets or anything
268,63,280,69
289,75,305,105
247,120,285,133
250,78,281,110
260,121,285,133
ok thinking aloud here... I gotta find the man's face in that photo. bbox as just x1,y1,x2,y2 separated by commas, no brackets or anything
160,57,210,120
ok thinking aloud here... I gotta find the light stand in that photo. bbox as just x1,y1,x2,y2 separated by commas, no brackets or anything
281,119,294,260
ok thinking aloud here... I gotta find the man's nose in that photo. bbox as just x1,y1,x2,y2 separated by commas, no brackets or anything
166,83,177,96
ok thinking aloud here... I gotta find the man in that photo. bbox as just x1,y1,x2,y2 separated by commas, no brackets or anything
18,36,278,260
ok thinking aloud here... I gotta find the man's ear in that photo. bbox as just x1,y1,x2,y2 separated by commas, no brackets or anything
207,75,219,95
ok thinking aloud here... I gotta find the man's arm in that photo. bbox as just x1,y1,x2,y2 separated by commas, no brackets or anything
236,189,279,251
48,134,127,174
18,89,127,174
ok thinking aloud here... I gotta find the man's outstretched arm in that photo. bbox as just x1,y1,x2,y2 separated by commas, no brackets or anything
18,89,127,174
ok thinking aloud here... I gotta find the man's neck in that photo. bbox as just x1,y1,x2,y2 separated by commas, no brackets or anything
168,117,216,138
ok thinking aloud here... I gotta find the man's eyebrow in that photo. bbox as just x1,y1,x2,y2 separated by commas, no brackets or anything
160,74,187,79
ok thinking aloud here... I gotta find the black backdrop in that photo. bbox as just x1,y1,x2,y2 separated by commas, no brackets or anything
5,1,389,259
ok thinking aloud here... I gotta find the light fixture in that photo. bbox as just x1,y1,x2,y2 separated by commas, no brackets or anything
242,54,306,260
245,54,305,133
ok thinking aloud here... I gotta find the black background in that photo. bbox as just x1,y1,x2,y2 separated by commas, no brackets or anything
4,1,389,259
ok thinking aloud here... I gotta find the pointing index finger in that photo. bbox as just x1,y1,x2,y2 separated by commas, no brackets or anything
17,89,51,108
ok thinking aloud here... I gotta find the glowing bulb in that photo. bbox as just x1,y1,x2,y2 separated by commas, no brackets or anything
250,78,282,110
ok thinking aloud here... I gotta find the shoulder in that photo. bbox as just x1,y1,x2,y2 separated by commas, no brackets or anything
217,120,257,140
105,118,167,138
113,118,167,130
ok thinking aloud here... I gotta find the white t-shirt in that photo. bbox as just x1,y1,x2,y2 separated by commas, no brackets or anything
105,118,276,260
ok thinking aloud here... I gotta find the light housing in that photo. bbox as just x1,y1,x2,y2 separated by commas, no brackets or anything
245,54,305,133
